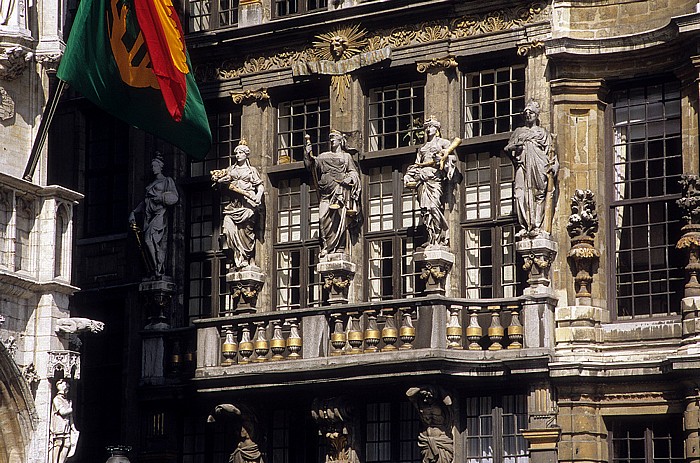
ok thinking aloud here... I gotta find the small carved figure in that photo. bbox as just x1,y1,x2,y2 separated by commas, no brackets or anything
50,380,79,463
211,140,264,271
209,404,263,463
129,153,179,277
55,317,105,335
504,100,558,238
404,117,461,248
407,386,453,463
304,131,361,258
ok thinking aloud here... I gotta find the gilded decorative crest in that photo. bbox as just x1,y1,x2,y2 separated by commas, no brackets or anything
312,24,368,62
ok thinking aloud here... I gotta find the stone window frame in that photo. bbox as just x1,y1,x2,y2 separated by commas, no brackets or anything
272,177,325,310
607,416,684,463
462,63,526,140
364,162,424,301
460,148,522,299
272,0,327,19
184,106,242,322
276,95,331,164
463,394,528,463
367,79,426,153
187,0,239,33
607,76,685,319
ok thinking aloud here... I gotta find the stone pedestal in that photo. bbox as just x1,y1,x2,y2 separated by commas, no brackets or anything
139,278,176,330
317,253,355,305
227,266,266,314
414,246,454,295
679,296,700,354
555,305,607,354
516,237,558,297
521,428,561,463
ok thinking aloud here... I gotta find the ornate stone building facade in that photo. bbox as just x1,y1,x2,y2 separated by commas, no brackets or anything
38,1,700,463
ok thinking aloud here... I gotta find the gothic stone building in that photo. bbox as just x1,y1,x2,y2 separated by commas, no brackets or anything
45,0,700,463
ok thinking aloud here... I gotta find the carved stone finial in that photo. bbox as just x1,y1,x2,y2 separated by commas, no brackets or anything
406,385,454,463
567,189,600,299
0,46,32,80
677,175,700,298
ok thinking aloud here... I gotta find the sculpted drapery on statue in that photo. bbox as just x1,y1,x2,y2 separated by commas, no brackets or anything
129,153,179,277
407,386,454,463
404,117,461,248
504,100,559,238
211,139,265,271
304,130,361,258
208,404,263,463
50,379,79,463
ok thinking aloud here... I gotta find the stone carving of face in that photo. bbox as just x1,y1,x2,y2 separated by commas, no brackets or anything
57,380,69,394
151,159,164,175
235,146,250,164
329,132,343,150
523,108,538,124
330,36,348,60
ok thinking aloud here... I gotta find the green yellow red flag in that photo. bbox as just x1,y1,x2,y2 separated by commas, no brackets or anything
57,0,212,159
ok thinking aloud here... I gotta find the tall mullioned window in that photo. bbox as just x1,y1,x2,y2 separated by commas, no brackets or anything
464,395,528,463
611,78,684,318
365,402,421,463
188,0,238,32
463,65,526,139
274,178,323,310
462,150,520,298
277,96,330,163
185,109,241,322
368,81,425,152
366,165,422,301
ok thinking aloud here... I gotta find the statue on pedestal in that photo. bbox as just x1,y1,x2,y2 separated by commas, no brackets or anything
404,117,461,248
129,152,179,277
50,379,79,463
504,100,558,239
304,130,361,258
211,139,264,271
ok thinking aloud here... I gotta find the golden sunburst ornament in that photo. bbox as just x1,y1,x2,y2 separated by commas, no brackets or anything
313,24,368,62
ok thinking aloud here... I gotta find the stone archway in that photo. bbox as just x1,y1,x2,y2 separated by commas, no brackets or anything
0,343,37,463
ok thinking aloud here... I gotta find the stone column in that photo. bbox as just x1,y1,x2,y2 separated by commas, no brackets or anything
523,381,561,463
557,388,607,463
685,391,700,463
550,78,608,306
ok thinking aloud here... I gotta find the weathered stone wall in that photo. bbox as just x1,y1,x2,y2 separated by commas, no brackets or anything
552,0,697,39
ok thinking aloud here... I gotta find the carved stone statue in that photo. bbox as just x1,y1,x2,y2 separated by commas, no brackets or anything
50,379,79,463
406,386,453,463
211,140,264,271
404,117,461,248
55,318,105,335
129,152,179,277
504,100,558,239
208,404,263,463
311,397,359,463
304,131,361,258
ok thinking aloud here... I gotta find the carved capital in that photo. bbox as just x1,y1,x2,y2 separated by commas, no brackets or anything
36,53,62,73
48,350,81,379
416,56,457,73
0,46,32,80
230,88,270,105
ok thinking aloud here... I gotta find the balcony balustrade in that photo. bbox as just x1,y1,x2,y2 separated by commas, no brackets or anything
194,295,552,375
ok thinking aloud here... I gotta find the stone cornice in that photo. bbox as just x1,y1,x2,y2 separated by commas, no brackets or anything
195,1,550,84
0,270,80,298
546,12,700,58
0,172,83,202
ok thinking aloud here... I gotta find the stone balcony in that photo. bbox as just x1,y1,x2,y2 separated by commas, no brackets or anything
193,294,556,390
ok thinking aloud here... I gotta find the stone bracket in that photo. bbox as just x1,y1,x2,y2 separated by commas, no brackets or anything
228,266,266,313
318,253,356,304
414,247,454,295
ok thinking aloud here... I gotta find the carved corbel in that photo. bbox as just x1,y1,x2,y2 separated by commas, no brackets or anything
230,88,270,105
416,56,458,74
0,46,32,80
517,41,545,56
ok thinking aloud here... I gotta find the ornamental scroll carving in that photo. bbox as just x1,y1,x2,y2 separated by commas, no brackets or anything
197,1,549,83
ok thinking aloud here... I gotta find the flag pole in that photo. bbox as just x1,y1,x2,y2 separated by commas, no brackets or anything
23,78,67,182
